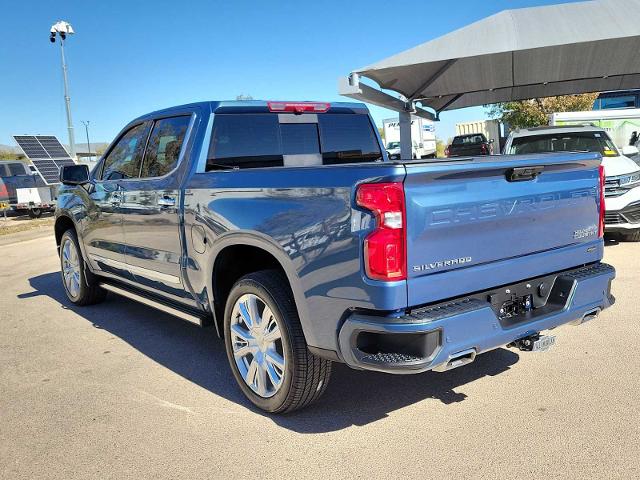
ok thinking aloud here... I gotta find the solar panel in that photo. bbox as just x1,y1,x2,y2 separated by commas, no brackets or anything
38,136,71,158
13,136,49,159
13,135,76,185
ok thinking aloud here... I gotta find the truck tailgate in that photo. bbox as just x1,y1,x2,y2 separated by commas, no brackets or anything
403,153,603,306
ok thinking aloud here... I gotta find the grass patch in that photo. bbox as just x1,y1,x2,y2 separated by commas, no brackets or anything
0,216,55,236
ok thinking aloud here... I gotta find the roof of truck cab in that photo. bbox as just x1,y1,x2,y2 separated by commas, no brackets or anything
510,125,605,137
132,100,369,122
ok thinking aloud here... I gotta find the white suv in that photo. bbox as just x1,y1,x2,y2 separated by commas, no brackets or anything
504,125,640,241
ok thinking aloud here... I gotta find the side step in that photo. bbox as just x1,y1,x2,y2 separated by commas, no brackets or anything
99,282,209,327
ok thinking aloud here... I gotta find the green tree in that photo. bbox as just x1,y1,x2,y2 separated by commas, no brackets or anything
487,93,599,129
0,149,26,162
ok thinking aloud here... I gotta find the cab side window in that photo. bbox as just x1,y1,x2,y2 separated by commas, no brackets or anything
101,123,150,181
7,163,26,176
140,116,190,178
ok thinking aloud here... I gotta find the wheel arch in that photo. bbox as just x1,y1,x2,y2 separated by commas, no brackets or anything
54,214,76,249
208,233,310,342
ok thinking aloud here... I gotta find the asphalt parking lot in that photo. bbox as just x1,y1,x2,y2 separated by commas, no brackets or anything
1,233,639,479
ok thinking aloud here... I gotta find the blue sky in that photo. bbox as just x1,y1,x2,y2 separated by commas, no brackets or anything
0,0,579,148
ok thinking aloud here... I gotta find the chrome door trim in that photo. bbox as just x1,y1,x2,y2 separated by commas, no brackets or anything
89,254,182,285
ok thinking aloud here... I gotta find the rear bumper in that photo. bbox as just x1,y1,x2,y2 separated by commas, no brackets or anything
338,263,615,374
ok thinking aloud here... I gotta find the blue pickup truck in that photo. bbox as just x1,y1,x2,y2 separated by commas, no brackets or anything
55,100,615,413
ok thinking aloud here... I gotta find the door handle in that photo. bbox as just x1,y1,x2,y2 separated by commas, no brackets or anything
158,195,176,207
506,166,544,182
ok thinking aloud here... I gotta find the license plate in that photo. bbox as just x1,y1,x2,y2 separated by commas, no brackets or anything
532,335,556,352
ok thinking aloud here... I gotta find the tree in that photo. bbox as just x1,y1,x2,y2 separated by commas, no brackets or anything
0,149,26,162
95,144,108,156
487,93,599,129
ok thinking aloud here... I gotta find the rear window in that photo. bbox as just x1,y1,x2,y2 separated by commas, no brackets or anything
508,131,619,156
7,163,26,176
596,95,637,110
207,113,381,170
452,134,486,145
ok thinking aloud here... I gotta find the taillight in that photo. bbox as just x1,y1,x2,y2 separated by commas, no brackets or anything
599,164,606,237
356,182,406,281
445,146,450,157
481,143,488,154
267,101,330,113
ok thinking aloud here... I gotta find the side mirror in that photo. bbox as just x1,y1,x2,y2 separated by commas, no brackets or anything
622,145,640,157
60,164,90,185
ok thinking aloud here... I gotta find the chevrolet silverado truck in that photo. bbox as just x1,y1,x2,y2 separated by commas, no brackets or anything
55,100,615,413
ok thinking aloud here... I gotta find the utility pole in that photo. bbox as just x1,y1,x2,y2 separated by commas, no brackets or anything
81,120,92,161
50,21,77,160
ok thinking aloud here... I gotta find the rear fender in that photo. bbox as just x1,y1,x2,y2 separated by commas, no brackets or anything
203,232,310,339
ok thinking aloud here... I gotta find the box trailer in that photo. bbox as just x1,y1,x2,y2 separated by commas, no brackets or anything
383,116,436,159
455,119,501,145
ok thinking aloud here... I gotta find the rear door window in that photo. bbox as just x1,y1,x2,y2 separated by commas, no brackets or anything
140,116,191,178
207,113,381,171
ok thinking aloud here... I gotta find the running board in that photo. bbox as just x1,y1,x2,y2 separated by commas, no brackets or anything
99,282,208,327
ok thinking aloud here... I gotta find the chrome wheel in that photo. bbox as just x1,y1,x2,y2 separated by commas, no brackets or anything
61,238,81,299
230,293,286,398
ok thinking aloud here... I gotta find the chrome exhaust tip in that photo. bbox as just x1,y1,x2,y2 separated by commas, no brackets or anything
570,307,601,326
432,348,477,372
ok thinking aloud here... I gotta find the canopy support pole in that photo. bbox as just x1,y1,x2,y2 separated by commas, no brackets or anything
399,110,413,160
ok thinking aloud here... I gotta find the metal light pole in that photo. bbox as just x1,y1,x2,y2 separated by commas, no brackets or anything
81,120,92,161
50,21,77,160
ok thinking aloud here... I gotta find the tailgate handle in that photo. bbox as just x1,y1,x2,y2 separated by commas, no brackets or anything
507,166,544,182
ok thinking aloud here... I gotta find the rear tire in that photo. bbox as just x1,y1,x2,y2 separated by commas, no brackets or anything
28,208,42,219
621,230,640,242
59,229,106,306
223,270,331,413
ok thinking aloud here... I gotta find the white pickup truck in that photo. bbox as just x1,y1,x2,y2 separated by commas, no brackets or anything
504,125,640,241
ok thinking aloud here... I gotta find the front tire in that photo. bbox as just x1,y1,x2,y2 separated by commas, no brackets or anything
59,229,106,305
223,270,331,413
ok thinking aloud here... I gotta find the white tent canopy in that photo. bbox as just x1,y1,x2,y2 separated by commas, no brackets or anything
339,0,640,156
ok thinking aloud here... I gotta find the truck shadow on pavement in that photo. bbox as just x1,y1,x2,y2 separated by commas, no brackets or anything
20,272,520,433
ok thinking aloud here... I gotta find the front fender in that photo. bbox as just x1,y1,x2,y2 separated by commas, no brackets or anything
55,187,92,268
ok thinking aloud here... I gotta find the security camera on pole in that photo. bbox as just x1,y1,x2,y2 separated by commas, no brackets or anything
50,20,77,160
